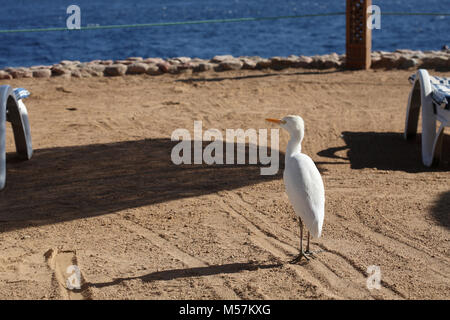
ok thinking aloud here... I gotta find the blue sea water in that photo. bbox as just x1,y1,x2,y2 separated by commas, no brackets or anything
0,0,448,68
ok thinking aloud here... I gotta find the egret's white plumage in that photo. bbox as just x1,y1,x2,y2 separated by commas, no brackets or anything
267,115,325,262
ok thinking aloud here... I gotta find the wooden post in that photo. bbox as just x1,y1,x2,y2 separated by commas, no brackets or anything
346,0,372,70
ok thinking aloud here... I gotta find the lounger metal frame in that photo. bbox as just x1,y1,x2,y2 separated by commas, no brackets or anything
0,85,33,190
404,69,450,167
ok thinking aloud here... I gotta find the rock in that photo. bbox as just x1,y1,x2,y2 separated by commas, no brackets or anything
99,60,114,65
126,57,143,62
177,63,193,73
114,59,134,65
104,64,128,76
211,55,234,63
146,64,162,75
71,69,82,78
397,56,419,69
371,56,383,68
371,53,401,69
296,56,314,68
270,56,293,70
240,58,258,70
3,67,16,73
371,51,382,58
329,52,340,60
10,68,33,79
143,57,165,65
167,64,180,74
193,62,215,72
0,71,12,80
78,68,91,77
32,69,52,78
323,55,342,69
127,63,149,74
395,49,416,55
420,56,449,69
60,60,80,66
157,62,170,73
51,65,68,76
410,51,426,59
30,65,51,70
166,59,180,66
271,55,315,70
78,65,103,77
216,59,243,71
256,58,272,69
310,56,325,69
75,62,90,69
86,64,106,76
308,55,340,69
173,57,191,64
89,70,104,77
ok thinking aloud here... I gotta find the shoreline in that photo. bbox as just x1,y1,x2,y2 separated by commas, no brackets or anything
0,49,449,80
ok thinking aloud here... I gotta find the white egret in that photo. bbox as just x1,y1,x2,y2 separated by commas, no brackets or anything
266,115,325,263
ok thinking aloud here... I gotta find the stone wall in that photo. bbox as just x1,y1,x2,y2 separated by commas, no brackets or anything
0,49,449,80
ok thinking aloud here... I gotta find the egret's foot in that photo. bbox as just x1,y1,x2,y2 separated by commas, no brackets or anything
289,252,310,264
304,250,317,259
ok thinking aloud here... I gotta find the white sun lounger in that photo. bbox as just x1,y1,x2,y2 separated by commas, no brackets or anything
0,85,33,190
404,69,450,167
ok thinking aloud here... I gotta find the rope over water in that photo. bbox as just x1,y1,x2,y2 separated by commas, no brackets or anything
0,12,448,34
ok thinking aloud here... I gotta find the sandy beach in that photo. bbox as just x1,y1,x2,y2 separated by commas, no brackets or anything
0,67,449,299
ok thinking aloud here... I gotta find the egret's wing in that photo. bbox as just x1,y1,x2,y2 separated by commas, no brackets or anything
283,153,325,238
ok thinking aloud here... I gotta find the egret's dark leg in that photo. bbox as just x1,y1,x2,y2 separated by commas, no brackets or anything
304,232,316,259
290,218,310,264
300,219,303,253
306,231,310,252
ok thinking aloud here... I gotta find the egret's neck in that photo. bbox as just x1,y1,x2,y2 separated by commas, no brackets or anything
286,133,303,158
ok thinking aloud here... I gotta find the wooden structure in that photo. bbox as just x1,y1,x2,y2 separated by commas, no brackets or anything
346,0,372,70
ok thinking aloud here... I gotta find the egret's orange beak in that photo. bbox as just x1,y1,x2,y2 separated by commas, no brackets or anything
266,118,285,124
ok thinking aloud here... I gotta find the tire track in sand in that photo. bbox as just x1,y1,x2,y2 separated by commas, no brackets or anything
353,212,450,277
217,192,403,299
117,218,241,299
232,191,408,299
215,194,342,299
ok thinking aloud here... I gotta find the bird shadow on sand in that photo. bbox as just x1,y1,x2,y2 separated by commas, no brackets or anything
431,191,450,230
87,261,283,289
318,131,450,173
0,139,284,233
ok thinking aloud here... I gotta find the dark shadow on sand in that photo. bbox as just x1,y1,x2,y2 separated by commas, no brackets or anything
318,132,450,173
176,70,341,83
88,262,282,289
0,139,283,232
430,191,450,230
